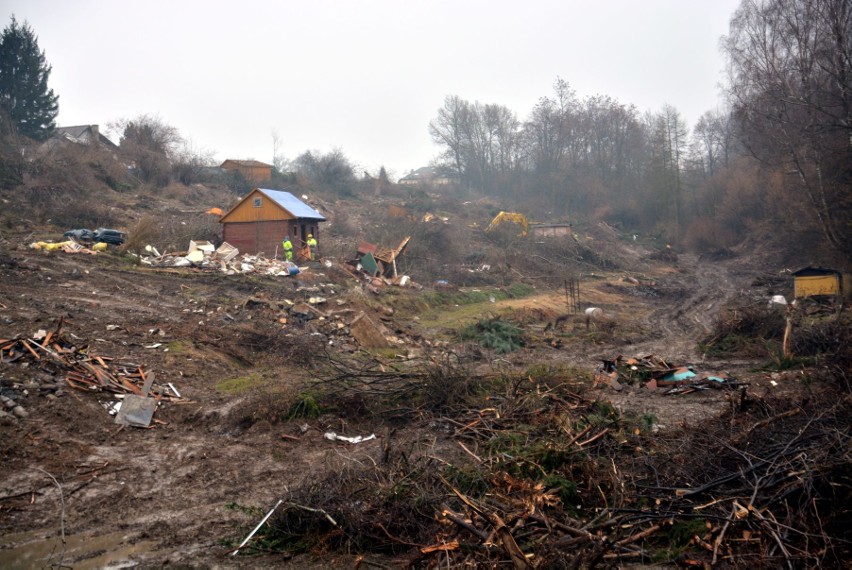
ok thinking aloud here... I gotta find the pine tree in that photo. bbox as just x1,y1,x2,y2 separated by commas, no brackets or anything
0,16,58,142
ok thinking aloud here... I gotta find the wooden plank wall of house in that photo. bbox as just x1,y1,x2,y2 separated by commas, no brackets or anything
220,189,324,257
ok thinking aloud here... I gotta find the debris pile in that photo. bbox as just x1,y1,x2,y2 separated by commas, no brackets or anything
351,236,411,278
595,354,742,394
0,322,182,427
28,240,103,254
342,236,419,291
137,241,300,276
63,227,127,245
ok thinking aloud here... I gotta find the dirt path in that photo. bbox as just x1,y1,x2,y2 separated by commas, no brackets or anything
628,252,743,362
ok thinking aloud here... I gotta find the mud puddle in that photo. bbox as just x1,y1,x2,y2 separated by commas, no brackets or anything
0,529,157,569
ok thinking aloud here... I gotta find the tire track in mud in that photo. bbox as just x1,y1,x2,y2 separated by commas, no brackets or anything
631,253,742,362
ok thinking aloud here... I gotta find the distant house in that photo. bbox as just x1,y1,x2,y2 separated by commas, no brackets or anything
791,267,843,298
219,188,325,256
398,166,459,187
220,159,273,183
40,124,118,151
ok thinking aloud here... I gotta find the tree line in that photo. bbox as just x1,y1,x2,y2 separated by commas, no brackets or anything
2,1,849,258
426,0,851,258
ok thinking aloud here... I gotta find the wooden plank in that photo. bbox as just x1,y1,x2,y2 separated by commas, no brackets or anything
21,340,41,360
140,372,155,397
120,377,143,395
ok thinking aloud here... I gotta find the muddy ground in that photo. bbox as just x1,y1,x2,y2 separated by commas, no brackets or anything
0,237,805,568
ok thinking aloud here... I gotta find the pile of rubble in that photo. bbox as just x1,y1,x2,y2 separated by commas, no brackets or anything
595,354,744,395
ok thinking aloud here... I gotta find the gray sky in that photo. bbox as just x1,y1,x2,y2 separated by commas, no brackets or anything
4,0,741,180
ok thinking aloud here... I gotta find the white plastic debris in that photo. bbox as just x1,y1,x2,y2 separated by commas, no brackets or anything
324,432,376,444
769,295,788,306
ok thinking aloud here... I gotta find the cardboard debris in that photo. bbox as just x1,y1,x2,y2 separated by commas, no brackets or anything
189,240,216,255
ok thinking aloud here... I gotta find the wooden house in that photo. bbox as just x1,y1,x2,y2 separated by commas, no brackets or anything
791,267,842,298
220,159,273,183
219,189,325,256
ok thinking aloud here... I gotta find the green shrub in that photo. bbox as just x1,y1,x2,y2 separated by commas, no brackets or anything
460,318,524,353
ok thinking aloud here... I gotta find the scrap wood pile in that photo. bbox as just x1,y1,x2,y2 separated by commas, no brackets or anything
596,354,744,394
636,392,852,567
0,322,179,401
342,236,419,289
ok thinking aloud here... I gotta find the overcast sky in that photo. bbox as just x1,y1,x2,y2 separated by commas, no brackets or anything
4,0,741,180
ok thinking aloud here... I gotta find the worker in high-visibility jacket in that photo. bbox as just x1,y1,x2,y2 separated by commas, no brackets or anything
282,236,293,261
307,234,317,260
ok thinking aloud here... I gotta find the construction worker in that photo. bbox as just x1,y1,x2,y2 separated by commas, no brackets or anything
282,236,293,261
307,233,317,260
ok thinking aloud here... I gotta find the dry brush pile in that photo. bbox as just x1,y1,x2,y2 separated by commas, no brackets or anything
227,349,852,567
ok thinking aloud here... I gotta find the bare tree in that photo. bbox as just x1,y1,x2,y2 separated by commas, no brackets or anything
724,0,852,256
271,128,291,174
171,139,216,186
109,114,182,187
294,148,356,196
429,95,473,188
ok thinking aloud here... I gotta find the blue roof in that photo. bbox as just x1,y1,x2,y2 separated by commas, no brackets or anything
258,189,326,220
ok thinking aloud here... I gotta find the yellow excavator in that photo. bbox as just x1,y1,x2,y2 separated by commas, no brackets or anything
485,211,529,237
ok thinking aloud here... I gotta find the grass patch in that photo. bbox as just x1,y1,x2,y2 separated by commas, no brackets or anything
216,373,265,394
420,283,536,309
286,391,324,419
165,340,192,354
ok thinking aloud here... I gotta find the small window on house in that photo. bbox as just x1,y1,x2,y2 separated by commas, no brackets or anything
253,197,262,207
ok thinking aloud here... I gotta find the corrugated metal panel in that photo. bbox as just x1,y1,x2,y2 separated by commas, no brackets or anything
260,189,326,220
220,189,326,223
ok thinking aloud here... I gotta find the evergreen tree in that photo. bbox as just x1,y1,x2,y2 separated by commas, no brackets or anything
0,16,58,142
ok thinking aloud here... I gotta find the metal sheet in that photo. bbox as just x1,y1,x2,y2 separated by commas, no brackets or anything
114,395,157,427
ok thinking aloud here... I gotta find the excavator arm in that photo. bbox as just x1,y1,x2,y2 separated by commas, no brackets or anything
485,211,529,237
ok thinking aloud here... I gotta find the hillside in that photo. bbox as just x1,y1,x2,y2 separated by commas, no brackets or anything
0,150,849,568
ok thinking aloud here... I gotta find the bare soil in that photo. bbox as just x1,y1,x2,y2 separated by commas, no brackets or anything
0,235,805,567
